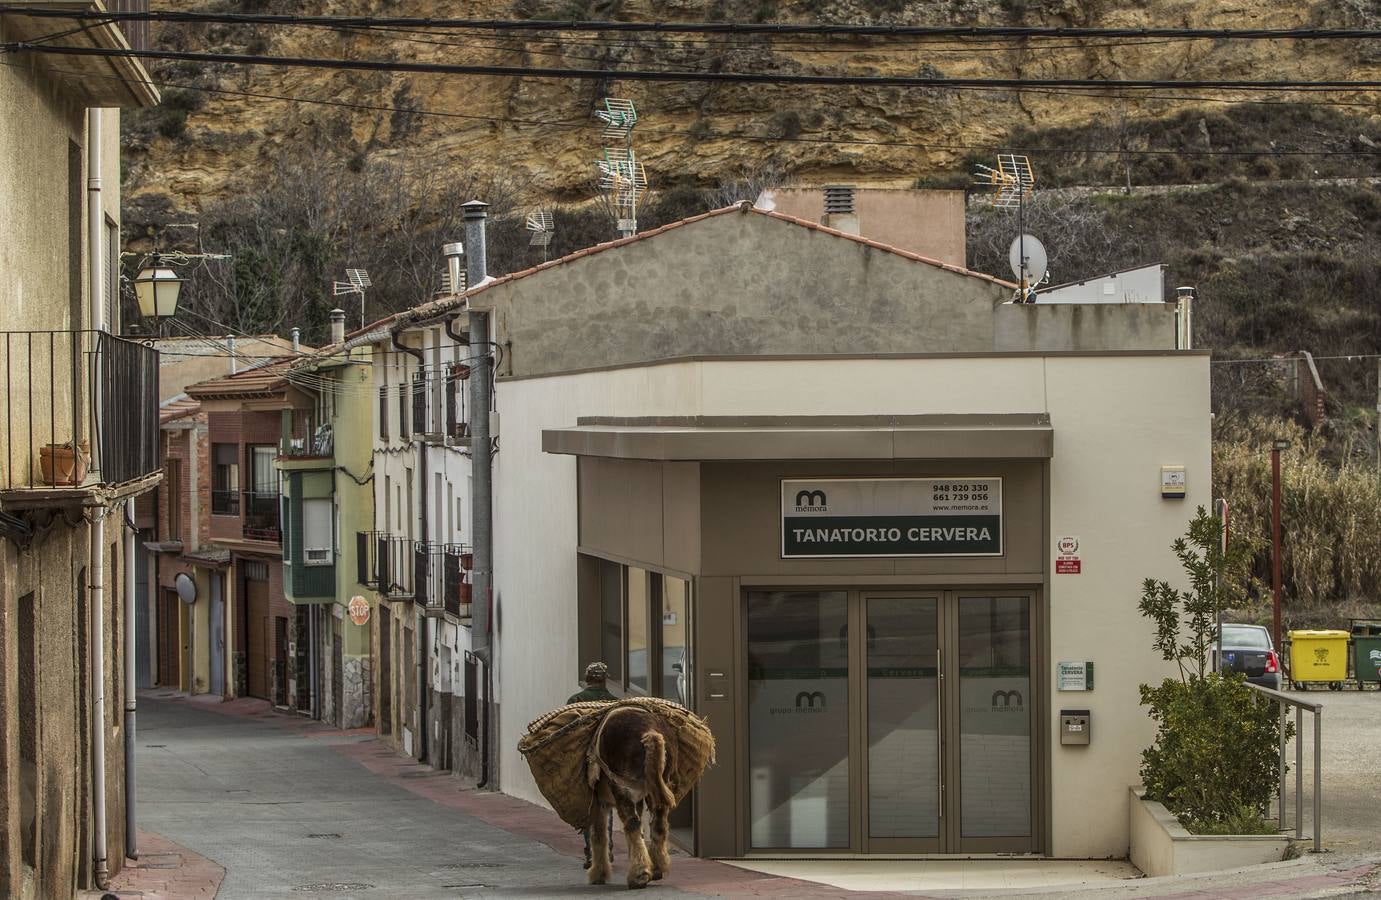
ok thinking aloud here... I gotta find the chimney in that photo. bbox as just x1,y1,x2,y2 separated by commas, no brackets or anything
822,185,860,235
227,335,237,374
442,241,465,295
290,327,301,353
462,201,489,288
1176,286,1195,351
329,308,346,345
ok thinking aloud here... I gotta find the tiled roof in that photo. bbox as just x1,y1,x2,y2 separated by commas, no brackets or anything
345,201,1014,339
159,395,201,426
184,356,296,398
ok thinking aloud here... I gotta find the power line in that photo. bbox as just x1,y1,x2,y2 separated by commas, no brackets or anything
7,42,1381,93
7,56,1376,159
5,8,1380,40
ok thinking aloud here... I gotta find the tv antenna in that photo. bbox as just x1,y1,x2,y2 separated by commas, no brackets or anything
595,98,648,238
333,267,372,328
526,210,555,260
975,154,1042,303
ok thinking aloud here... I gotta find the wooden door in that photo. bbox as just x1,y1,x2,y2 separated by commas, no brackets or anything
245,578,270,699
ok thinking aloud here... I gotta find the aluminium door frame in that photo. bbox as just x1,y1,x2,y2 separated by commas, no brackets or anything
738,584,1047,857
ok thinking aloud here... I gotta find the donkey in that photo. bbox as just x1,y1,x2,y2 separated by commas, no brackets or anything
586,704,678,889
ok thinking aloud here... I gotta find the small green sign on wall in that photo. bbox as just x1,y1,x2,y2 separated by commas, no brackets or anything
1057,661,1094,691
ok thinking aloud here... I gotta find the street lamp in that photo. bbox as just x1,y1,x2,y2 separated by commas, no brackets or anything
1271,438,1291,654
133,261,183,320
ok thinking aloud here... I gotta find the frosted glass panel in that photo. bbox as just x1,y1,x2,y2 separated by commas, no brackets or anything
747,591,849,849
867,597,939,838
958,596,1031,838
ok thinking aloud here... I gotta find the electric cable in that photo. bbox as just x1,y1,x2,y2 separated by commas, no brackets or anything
6,41,1381,93
4,8,1380,40
3,57,1375,158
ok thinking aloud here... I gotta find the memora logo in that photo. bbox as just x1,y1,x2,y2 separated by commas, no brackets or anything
794,489,828,513
991,690,1024,709
795,691,826,711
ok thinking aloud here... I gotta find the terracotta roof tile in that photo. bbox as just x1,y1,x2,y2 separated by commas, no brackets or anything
185,356,296,398
159,396,202,426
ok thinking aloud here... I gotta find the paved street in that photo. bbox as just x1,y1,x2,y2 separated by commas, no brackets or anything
116,691,1381,900
130,693,711,899
1285,688,1381,856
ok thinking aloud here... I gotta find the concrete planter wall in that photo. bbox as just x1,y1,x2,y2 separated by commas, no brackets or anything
1129,787,1292,877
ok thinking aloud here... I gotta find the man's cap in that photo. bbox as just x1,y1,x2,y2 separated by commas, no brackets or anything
584,661,609,682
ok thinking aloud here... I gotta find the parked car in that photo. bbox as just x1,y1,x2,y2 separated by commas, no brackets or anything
1214,624,1281,689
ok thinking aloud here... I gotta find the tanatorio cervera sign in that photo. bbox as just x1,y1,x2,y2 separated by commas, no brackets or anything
781,477,1003,558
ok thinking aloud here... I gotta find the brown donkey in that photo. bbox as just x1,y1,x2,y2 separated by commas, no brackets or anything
586,704,678,889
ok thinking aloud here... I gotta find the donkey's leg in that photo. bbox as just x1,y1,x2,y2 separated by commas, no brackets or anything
648,802,672,880
588,792,613,885
613,792,653,889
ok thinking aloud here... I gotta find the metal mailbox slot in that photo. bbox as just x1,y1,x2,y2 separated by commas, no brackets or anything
1060,709,1091,746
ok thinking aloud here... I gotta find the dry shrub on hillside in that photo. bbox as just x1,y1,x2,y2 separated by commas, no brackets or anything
1214,415,1381,608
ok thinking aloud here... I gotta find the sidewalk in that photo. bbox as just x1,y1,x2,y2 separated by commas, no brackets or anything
82,830,224,899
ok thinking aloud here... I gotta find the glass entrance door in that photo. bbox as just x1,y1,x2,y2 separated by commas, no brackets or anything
746,589,1036,854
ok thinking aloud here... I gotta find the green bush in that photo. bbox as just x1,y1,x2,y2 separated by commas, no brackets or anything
1138,507,1289,833
1139,675,1284,830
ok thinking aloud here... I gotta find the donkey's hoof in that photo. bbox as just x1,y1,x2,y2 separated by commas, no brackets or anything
651,869,664,881
588,866,609,885
627,869,652,889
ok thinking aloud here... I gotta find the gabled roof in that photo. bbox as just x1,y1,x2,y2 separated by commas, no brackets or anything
350,201,1013,337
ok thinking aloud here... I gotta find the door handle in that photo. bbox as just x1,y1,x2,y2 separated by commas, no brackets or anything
937,647,944,822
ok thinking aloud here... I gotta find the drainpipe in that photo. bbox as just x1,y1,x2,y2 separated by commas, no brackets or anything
90,506,110,888
390,329,427,761
463,200,494,790
124,505,138,860
86,107,113,889
87,109,104,333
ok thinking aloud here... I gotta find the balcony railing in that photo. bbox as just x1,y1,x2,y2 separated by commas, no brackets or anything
243,490,281,542
0,330,159,492
415,541,473,618
282,408,333,458
211,489,240,516
114,0,151,51
357,531,415,597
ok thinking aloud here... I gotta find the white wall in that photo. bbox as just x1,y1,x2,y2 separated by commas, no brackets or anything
493,353,1209,858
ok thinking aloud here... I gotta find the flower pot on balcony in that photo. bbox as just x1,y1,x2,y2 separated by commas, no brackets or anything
457,581,473,604
460,551,474,571
40,440,90,486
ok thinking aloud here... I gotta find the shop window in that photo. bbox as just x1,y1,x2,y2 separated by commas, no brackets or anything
598,559,623,685
211,443,240,515
627,568,649,695
303,497,334,565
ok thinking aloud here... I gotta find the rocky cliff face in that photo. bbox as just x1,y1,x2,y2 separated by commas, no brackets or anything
124,0,1381,220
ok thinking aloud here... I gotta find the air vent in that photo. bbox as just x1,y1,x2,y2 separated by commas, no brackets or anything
823,184,856,215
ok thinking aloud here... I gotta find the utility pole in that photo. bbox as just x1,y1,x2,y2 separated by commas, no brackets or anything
1271,439,1290,652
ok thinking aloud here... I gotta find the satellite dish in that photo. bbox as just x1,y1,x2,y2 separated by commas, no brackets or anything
175,573,197,604
1008,234,1049,287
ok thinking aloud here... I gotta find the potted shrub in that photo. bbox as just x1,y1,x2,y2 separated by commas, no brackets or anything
1130,507,1293,875
39,439,90,486
460,551,474,571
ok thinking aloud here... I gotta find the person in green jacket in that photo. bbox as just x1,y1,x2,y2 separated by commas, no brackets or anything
569,661,616,868
568,661,617,704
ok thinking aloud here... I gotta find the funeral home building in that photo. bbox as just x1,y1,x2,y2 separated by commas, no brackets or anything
428,198,1207,860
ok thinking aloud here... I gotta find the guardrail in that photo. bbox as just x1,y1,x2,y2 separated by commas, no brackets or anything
1248,683,1322,852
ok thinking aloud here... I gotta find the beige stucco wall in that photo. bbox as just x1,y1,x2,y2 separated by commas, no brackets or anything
757,187,967,266
495,352,1208,860
475,211,1008,379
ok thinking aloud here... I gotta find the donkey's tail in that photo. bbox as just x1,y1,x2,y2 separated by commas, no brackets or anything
641,732,676,809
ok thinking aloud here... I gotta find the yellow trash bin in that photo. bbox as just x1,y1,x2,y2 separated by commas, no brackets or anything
1289,630,1350,685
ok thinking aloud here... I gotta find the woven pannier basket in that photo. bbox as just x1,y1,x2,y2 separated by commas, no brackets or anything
517,697,716,830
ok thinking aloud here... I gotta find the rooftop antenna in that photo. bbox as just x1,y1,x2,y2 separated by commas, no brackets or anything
526,210,555,261
333,267,372,328
975,154,1042,303
595,98,648,239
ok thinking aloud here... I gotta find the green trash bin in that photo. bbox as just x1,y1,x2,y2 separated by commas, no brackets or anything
1355,636,1381,685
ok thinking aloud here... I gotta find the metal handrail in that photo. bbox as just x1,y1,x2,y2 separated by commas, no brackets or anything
1247,683,1322,852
